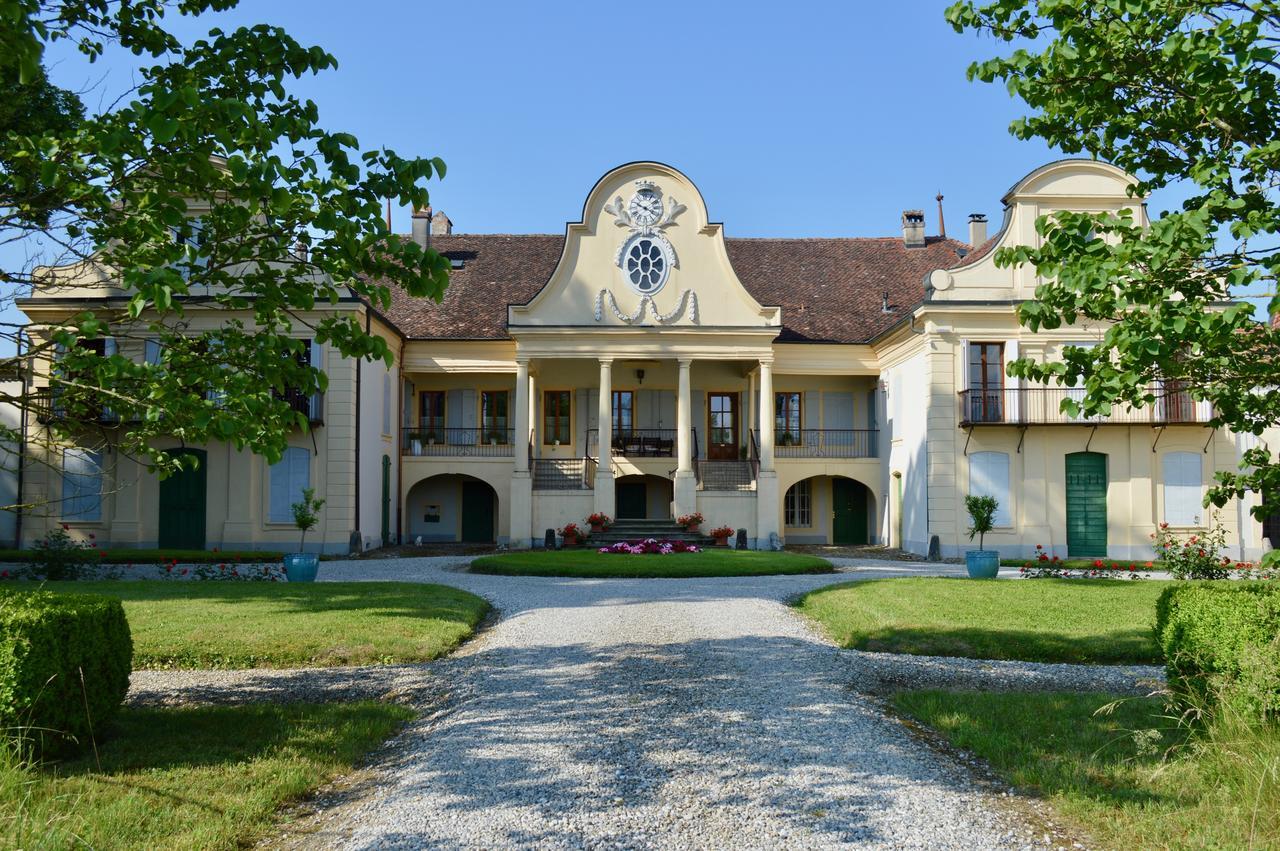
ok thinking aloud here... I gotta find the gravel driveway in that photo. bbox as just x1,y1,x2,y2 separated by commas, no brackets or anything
237,558,1143,849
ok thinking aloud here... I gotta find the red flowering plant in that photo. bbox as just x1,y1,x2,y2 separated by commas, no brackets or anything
675,512,704,530
1151,515,1233,580
560,522,587,544
29,525,102,580
709,525,736,540
1018,544,1150,580
585,512,613,530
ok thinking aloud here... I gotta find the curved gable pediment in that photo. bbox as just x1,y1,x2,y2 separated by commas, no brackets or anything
509,162,780,334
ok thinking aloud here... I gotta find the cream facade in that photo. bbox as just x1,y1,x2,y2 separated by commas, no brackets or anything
15,159,1276,560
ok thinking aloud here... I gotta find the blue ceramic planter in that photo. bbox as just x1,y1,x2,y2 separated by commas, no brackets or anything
283,553,319,582
964,550,1000,579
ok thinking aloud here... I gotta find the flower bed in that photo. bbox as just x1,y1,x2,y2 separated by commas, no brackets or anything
1,559,286,582
598,538,701,555
1019,545,1153,580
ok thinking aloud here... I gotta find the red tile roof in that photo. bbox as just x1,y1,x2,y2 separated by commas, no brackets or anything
381,233,971,344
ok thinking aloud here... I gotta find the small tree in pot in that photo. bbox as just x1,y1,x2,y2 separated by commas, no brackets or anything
964,494,1000,578
284,487,326,582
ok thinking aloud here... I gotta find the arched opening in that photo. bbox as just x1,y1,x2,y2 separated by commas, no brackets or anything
614,474,674,520
405,474,498,543
783,475,875,546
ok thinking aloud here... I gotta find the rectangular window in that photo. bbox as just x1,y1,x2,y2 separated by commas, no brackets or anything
969,451,1012,527
481,390,509,444
269,446,311,523
419,391,445,434
62,448,102,520
967,342,1005,422
612,390,633,436
785,479,811,527
543,390,571,445
775,392,801,443
1163,451,1203,526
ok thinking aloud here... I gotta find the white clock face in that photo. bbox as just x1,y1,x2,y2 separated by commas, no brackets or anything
628,189,664,227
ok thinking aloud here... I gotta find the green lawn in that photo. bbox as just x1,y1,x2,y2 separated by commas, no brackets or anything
3,702,412,850
470,549,833,578
794,577,1169,664
28,580,490,669
894,690,1280,850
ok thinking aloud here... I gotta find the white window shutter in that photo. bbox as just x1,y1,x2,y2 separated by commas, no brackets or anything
1163,451,1202,526
269,459,289,522
1005,340,1020,422
62,448,102,520
103,337,117,357
959,340,970,392
969,451,1011,527
309,340,323,373
144,340,162,365
290,447,311,502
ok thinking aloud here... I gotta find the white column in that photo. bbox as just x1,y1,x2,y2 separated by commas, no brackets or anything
528,371,537,447
514,359,530,473
677,358,692,472
510,357,533,548
594,358,615,516
755,357,779,549
746,370,757,442
674,358,696,516
758,359,775,472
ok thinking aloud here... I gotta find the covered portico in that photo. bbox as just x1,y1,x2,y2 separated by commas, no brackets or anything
506,331,781,546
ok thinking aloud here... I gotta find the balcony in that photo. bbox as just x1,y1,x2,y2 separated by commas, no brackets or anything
533,458,595,490
402,427,515,457
753,428,879,459
586,428,678,458
959,388,1210,427
31,388,121,425
277,389,324,426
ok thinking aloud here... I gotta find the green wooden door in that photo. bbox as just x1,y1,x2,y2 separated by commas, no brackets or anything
158,448,207,550
616,481,647,519
1066,452,1108,557
832,478,868,545
460,480,494,543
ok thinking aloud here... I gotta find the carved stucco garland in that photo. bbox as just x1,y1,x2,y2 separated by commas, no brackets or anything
594,289,699,325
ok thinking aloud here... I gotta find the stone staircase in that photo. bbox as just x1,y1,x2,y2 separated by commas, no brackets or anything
589,518,714,547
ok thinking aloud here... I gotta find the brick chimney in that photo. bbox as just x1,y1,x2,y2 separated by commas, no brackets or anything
902,210,925,248
968,213,988,247
431,210,452,236
411,205,431,248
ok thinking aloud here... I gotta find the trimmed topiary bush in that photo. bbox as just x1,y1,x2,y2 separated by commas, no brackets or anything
0,589,132,754
1155,583,1280,719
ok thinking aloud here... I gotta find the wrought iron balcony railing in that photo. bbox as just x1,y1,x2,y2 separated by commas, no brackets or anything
402,427,515,457
586,428,679,458
959,388,1210,427
753,428,879,458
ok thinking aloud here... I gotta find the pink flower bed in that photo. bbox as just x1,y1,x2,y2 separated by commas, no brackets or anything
599,538,701,555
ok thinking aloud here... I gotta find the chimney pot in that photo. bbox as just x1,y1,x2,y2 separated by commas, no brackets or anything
968,213,988,248
411,205,430,248
902,210,925,248
431,210,452,236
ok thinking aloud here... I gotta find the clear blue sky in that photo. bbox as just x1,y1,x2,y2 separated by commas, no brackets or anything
41,0,1070,239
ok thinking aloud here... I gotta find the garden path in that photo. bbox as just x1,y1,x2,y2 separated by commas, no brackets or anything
218,558,1153,849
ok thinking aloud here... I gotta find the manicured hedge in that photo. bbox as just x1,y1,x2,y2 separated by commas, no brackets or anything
0,589,133,754
1155,583,1280,718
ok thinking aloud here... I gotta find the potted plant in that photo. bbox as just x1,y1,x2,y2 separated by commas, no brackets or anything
779,432,796,447
586,512,613,533
676,512,704,534
709,525,734,547
284,487,325,582
560,522,585,547
487,430,501,446
964,494,1000,579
